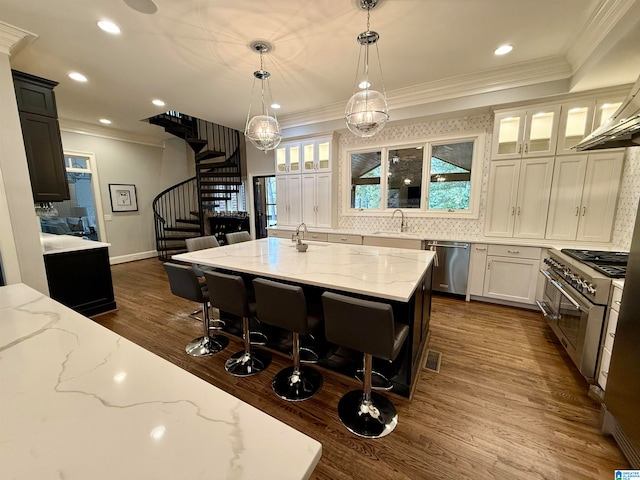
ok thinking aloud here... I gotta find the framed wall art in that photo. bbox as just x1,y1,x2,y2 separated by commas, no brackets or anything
109,184,138,212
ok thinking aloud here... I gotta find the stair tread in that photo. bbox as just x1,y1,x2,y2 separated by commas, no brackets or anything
175,218,200,224
164,227,201,232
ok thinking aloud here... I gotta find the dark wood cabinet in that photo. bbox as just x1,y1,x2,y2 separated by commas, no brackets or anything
44,247,116,317
12,70,69,203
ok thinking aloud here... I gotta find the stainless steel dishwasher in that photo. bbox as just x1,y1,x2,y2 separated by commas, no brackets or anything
426,241,470,295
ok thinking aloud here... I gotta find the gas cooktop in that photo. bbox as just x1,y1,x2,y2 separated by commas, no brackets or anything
560,249,628,278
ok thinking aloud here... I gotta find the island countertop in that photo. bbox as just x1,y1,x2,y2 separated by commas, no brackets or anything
40,232,111,255
0,283,322,480
173,237,435,302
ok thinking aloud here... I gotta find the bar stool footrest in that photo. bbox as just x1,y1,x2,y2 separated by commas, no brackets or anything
337,390,398,439
225,349,271,377
272,366,323,401
186,335,229,357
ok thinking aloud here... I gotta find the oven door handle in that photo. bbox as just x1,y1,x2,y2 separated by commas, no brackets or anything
540,269,583,311
536,300,558,320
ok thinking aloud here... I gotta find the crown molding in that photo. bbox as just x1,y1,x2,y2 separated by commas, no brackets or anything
59,118,166,148
565,0,637,73
0,21,37,56
279,56,572,129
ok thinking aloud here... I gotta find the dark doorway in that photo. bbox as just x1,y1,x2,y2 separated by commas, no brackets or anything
253,175,277,238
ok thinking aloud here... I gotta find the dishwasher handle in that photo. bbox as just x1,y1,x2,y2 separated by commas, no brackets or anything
428,244,439,267
426,242,469,249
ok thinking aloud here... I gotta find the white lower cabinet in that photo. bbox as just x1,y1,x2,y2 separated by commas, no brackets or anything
302,173,332,228
482,245,541,304
468,244,488,296
275,175,302,226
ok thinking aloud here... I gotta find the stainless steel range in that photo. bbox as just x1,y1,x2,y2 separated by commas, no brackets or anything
537,248,628,381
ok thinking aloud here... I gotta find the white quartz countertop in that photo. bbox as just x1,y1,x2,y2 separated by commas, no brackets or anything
266,227,624,251
0,283,322,480
40,232,111,255
173,237,435,302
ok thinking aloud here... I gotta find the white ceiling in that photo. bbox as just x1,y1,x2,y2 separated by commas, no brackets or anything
2,0,640,142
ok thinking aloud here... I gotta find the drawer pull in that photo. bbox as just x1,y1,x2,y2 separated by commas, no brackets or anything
507,250,520,254
615,300,621,306
311,235,318,239
340,237,348,241
609,332,615,338
475,247,487,251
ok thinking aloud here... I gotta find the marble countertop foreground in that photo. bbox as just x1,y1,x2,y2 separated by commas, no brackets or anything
173,237,436,302
0,283,321,480
40,232,111,255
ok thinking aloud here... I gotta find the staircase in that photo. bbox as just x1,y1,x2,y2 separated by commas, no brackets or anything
150,112,243,260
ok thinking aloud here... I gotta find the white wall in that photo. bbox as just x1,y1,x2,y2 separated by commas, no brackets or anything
0,51,48,293
60,132,192,262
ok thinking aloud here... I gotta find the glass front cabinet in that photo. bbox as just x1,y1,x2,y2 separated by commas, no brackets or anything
491,107,560,160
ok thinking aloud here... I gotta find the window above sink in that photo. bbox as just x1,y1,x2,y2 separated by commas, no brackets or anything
344,133,485,219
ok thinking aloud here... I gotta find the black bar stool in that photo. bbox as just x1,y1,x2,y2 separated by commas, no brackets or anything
253,278,323,401
205,271,271,377
163,263,229,357
321,291,409,439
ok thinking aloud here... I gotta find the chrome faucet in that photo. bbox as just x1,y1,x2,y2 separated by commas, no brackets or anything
392,209,407,232
294,222,308,244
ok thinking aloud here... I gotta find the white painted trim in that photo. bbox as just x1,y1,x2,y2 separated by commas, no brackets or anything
110,250,157,265
0,21,37,56
63,150,109,244
60,119,166,148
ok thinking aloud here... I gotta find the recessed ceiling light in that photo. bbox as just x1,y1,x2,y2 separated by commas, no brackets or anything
97,20,121,34
494,44,513,56
68,72,88,82
271,103,281,109
152,99,165,107
99,118,112,124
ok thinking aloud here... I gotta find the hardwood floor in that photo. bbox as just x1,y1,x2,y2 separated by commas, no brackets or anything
95,258,629,479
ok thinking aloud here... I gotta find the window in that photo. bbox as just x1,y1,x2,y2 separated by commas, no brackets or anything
344,134,483,218
350,151,381,209
428,141,473,211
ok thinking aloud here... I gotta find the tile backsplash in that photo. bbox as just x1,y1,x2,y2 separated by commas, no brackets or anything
612,146,640,250
336,115,640,248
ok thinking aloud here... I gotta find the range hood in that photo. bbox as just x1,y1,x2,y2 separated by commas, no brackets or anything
575,74,640,151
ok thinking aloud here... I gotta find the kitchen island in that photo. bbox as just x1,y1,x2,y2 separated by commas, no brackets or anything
41,233,116,316
173,237,435,398
0,283,321,479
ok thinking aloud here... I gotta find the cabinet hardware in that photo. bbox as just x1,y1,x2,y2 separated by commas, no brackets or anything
575,207,579,216
609,332,616,338
511,206,515,216
518,144,522,154
602,371,609,378
517,206,521,215
340,237,348,241
507,250,520,254
524,143,528,154
615,300,621,305
582,206,586,216
475,247,487,251
487,261,491,270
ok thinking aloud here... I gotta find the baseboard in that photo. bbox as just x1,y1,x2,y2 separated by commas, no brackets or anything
109,250,157,265
468,295,538,311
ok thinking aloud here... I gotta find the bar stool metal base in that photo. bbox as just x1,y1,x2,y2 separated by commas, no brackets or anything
225,349,271,377
185,335,229,357
208,319,226,331
272,366,323,401
355,369,393,391
337,390,398,439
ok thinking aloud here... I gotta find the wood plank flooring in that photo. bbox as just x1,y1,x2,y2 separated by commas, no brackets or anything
94,258,629,479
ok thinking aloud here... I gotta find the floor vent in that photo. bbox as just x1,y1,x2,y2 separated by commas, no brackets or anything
424,350,442,373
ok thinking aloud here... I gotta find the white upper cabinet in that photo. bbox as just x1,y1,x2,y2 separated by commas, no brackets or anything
491,107,560,160
276,175,302,226
485,157,554,239
275,143,301,174
556,101,596,154
301,139,332,172
302,172,332,228
545,152,624,243
593,98,623,131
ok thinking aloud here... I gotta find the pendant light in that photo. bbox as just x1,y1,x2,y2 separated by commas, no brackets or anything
244,41,282,152
345,0,389,138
